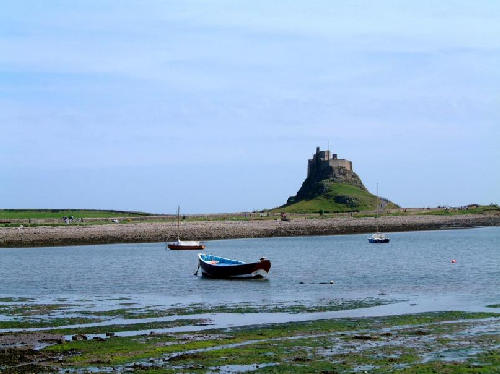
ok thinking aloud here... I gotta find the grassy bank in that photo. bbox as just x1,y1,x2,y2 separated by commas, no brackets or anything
0,209,152,220
1,205,498,223
277,182,401,214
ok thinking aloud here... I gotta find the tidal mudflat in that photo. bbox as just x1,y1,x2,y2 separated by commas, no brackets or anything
1,227,499,372
1,306,498,373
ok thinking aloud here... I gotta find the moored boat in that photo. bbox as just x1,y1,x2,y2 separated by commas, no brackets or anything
168,240,206,250
167,206,205,250
368,183,390,244
197,253,271,279
368,233,390,243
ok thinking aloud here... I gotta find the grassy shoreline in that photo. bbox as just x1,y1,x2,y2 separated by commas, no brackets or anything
1,205,498,221
0,208,154,220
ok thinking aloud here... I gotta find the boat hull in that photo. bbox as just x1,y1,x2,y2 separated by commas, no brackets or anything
368,238,390,243
168,244,206,250
199,256,271,279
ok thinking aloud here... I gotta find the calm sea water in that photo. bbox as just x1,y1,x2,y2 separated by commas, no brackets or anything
0,227,499,311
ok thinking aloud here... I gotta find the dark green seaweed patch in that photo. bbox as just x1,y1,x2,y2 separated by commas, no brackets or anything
486,304,500,308
0,317,101,329
74,298,395,320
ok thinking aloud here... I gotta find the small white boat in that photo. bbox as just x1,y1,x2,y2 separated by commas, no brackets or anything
368,232,390,243
368,183,390,244
167,206,205,250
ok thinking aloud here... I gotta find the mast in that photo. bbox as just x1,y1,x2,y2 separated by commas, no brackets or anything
376,183,379,233
177,205,180,241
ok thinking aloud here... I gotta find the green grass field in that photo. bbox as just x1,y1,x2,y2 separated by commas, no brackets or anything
0,209,152,220
1,203,497,222
422,204,500,216
277,182,399,214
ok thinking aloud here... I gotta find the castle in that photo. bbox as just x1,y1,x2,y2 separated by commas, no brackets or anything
307,146,353,180
283,146,397,210
285,146,365,205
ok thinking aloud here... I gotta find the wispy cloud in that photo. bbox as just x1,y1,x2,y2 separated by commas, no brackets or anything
1,0,499,211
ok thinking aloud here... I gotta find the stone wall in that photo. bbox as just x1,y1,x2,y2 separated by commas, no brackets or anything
329,159,352,171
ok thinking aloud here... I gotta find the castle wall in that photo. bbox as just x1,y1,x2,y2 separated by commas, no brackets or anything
307,147,352,177
329,159,352,171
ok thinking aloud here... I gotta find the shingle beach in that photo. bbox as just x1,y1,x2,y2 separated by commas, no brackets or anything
1,214,498,247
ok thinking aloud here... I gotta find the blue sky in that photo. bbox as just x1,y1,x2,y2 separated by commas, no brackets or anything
1,1,499,213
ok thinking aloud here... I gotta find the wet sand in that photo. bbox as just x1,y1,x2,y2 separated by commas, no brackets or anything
1,213,499,247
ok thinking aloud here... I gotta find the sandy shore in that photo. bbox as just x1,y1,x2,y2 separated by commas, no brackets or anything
1,214,499,248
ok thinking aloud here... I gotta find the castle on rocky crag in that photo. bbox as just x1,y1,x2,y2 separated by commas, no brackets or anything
285,146,367,206
284,146,396,210
307,146,359,185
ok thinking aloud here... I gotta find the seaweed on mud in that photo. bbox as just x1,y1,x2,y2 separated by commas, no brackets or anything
0,303,71,317
1,311,498,373
70,298,397,320
0,297,35,303
0,316,102,329
50,318,212,335
486,304,500,309
0,346,67,374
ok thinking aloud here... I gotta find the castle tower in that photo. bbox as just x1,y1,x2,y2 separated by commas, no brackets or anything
307,146,352,179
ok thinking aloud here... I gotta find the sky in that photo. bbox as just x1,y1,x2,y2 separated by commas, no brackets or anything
1,0,499,213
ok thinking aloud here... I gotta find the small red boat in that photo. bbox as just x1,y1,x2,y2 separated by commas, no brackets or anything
167,240,205,250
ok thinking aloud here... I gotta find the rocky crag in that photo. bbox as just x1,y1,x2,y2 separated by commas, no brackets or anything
282,147,398,213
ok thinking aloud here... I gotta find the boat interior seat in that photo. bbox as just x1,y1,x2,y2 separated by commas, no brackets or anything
202,254,244,264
